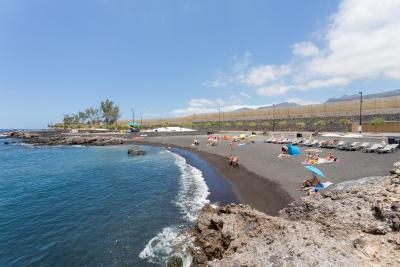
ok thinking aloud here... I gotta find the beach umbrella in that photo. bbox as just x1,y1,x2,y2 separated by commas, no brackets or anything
304,165,325,178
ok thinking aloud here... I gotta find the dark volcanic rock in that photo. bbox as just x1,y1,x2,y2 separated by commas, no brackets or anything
188,162,400,266
128,147,146,156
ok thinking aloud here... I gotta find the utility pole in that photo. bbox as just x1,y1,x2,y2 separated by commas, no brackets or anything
272,104,275,132
358,92,363,134
140,113,143,128
218,108,221,132
131,108,135,123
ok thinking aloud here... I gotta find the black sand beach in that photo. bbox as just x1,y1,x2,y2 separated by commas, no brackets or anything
132,133,399,214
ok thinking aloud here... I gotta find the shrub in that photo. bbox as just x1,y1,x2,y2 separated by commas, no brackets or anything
314,120,327,128
235,121,244,128
295,121,306,129
278,120,288,128
248,121,257,128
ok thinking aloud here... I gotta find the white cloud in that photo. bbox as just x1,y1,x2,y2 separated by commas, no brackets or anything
292,41,320,57
172,104,266,116
232,52,251,72
188,98,225,108
257,84,292,96
304,0,400,81
286,98,320,105
299,77,350,90
207,0,400,98
239,92,251,98
238,65,291,86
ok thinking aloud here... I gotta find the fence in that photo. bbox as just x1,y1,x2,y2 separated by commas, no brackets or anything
141,95,400,126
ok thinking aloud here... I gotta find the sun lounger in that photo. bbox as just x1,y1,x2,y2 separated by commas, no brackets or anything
305,140,319,147
344,142,360,151
376,144,399,154
351,142,369,151
331,141,345,149
336,141,348,150
362,143,383,153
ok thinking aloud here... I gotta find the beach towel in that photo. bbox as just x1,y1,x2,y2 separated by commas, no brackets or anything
308,181,333,192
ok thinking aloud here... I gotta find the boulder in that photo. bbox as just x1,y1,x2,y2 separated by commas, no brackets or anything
128,147,146,156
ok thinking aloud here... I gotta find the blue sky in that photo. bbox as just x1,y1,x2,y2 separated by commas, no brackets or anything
1,0,399,128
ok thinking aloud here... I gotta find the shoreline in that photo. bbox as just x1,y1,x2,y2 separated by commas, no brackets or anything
131,140,294,215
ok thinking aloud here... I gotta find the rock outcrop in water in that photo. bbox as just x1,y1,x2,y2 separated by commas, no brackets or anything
128,146,146,156
188,162,400,266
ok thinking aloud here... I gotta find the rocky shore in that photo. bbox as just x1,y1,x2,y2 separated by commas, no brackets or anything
3,131,126,146
187,162,400,266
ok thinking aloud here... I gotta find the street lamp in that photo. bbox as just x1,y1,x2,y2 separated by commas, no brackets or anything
358,92,363,134
272,104,276,132
218,108,221,132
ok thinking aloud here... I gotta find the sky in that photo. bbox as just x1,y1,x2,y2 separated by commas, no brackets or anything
1,0,400,129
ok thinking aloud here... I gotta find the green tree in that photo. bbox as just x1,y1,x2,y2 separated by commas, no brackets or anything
100,99,121,125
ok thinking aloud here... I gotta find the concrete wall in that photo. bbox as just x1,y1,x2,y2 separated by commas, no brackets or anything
352,121,400,133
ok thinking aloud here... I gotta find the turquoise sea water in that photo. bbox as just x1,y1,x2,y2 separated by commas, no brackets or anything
0,133,237,266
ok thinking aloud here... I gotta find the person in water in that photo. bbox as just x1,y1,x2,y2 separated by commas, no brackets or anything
228,155,239,166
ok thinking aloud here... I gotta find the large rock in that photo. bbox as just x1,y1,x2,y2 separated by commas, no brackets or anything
189,174,400,266
128,147,146,156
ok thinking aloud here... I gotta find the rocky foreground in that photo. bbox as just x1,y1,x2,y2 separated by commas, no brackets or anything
187,163,400,266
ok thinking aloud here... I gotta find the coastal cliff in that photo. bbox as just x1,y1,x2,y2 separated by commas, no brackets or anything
188,163,400,266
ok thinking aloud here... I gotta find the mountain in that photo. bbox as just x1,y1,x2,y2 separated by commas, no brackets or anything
325,89,400,103
257,102,300,110
232,107,254,113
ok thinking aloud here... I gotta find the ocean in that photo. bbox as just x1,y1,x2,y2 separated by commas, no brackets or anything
0,132,238,266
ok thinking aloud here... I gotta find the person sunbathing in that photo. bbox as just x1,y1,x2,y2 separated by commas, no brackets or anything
303,152,313,164
278,145,289,158
303,174,321,188
326,151,335,161
309,154,319,165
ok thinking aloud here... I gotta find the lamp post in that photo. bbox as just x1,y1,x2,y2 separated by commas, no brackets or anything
272,104,276,132
358,92,363,134
218,108,221,132
131,108,135,123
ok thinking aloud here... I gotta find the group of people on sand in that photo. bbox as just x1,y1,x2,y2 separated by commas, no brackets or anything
303,151,337,165
227,154,239,167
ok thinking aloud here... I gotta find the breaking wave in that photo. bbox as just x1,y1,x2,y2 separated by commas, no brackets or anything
139,150,209,265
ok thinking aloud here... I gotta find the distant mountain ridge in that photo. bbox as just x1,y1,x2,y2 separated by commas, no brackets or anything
232,89,400,112
325,89,400,103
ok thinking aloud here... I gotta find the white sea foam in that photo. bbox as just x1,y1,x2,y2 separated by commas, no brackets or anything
139,150,210,265
139,227,192,266
169,151,210,222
